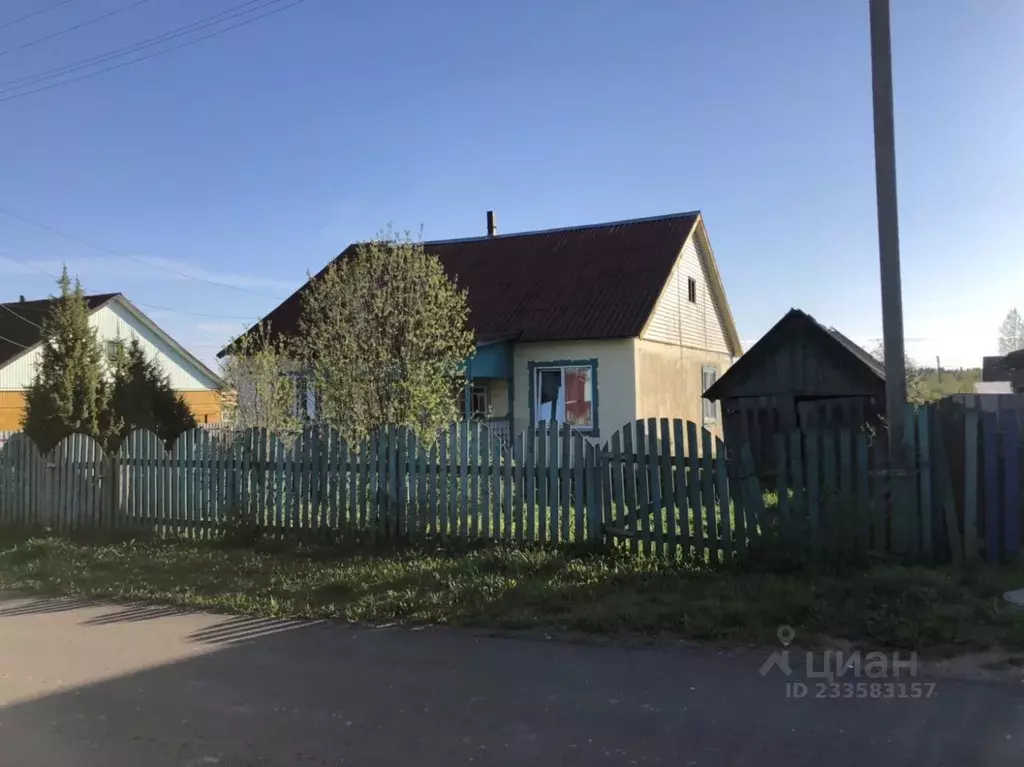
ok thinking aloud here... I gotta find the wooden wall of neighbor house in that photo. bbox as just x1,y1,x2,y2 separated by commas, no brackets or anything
178,391,223,424
0,389,221,430
0,391,25,431
721,394,883,483
634,338,732,440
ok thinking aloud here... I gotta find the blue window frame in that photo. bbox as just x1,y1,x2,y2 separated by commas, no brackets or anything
527,358,599,436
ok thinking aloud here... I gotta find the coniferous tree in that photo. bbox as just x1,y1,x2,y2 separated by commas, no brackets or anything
107,338,196,448
22,268,111,452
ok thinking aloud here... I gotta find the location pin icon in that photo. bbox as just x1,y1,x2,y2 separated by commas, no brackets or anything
777,625,795,647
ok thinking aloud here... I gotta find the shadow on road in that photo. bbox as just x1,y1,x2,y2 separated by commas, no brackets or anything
0,596,100,617
1,595,1023,766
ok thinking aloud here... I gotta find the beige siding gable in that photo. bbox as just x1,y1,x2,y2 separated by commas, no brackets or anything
642,231,732,354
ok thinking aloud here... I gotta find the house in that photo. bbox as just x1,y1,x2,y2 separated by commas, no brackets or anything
982,353,1024,394
702,308,886,475
222,211,742,441
0,293,224,430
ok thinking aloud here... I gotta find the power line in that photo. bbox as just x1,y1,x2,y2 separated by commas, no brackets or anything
0,0,81,32
0,208,287,299
0,0,159,59
0,252,267,321
0,0,268,89
0,332,31,349
0,301,42,329
0,0,311,100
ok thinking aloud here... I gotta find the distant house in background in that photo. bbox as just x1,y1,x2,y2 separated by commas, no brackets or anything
974,381,1013,394
702,308,886,476
224,211,743,440
980,353,1024,394
0,293,223,430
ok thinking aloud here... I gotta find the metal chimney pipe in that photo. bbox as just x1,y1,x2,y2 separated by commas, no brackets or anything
486,210,497,237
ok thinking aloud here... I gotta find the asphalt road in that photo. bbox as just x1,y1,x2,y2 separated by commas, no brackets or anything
1,595,1023,766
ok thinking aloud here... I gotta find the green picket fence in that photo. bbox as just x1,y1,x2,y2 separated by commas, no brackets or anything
0,421,611,545
0,418,763,556
2,402,1016,566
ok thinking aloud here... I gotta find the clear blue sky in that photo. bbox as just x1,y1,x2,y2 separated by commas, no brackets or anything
1,0,1021,368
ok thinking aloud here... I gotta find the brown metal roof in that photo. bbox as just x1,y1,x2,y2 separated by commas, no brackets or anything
226,212,703,354
0,293,120,366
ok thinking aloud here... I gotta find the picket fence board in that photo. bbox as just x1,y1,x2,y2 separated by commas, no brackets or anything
1003,410,1020,558
686,421,702,559
982,411,1000,561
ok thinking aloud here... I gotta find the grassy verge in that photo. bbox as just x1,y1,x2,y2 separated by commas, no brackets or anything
2,530,1024,657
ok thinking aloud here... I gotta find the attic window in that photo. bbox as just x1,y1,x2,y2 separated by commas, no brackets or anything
687,277,697,303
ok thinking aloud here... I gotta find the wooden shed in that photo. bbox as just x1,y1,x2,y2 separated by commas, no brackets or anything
702,308,886,477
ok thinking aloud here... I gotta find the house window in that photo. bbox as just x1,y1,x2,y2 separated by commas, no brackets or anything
687,277,697,304
471,385,488,418
532,361,596,431
702,366,717,423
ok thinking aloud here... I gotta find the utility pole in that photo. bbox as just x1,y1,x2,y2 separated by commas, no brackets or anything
869,0,907,456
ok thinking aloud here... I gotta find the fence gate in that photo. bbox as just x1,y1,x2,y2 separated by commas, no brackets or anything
600,418,764,561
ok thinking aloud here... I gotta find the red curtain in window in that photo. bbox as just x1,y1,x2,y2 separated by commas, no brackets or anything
564,367,592,427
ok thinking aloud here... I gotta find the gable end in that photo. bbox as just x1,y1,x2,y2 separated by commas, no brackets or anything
641,220,738,355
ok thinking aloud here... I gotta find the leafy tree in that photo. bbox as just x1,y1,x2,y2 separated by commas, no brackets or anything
107,338,196,448
22,267,111,452
219,322,300,433
870,342,934,405
296,229,475,440
998,309,1024,355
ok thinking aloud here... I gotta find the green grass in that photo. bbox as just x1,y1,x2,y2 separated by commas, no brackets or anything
2,529,1024,657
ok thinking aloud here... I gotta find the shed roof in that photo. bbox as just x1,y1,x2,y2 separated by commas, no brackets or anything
222,211,742,356
703,308,884,401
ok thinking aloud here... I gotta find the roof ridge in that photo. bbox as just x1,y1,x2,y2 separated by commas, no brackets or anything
423,210,701,246
0,291,120,308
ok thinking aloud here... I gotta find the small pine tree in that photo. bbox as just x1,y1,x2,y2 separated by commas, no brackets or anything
22,268,111,452
107,338,196,449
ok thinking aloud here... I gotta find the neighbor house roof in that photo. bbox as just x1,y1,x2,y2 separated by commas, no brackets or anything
0,293,223,387
0,293,118,365
221,211,742,356
703,308,884,401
